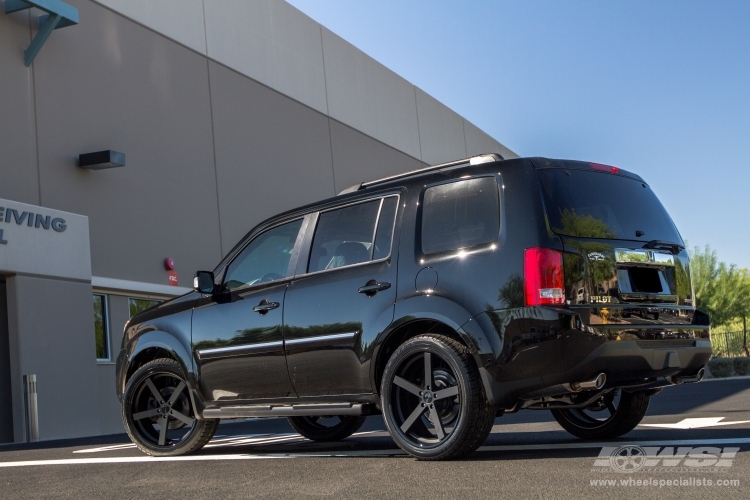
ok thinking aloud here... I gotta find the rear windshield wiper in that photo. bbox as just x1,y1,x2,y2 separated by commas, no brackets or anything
643,240,685,254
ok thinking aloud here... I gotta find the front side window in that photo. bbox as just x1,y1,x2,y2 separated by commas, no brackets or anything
308,199,382,273
129,298,161,318
93,294,108,360
421,177,500,254
224,218,303,290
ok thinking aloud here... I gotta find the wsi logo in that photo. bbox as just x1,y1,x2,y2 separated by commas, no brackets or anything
594,445,740,473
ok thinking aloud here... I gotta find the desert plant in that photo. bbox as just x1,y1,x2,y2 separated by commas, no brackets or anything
732,357,750,376
707,357,734,378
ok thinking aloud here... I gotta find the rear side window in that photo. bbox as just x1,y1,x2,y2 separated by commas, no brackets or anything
421,177,500,254
537,169,682,242
308,200,380,273
308,196,399,273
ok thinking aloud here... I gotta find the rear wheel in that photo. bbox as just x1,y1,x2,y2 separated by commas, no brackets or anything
123,358,218,456
551,390,650,439
287,415,366,441
381,334,495,460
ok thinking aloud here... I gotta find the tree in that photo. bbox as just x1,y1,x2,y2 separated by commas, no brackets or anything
690,245,750,336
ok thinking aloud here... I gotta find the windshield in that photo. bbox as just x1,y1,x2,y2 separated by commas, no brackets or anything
537,168,682,242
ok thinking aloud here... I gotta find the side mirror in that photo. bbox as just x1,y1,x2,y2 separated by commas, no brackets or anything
194,271,215,294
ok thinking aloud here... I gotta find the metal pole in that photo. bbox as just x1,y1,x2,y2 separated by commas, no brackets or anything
23,374,39,442
744,317,748,357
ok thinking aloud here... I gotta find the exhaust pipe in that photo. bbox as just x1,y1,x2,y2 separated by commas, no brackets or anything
670,367,705,385
565,373,606,392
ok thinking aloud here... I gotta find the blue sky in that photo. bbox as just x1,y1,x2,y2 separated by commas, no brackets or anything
287,0,750,270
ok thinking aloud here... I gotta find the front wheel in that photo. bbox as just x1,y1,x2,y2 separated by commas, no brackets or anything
122,358,218,456
381,334,495,460
287,415,366,441
551,390,650,440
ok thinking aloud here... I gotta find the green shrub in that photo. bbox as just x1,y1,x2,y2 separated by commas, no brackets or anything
708,358,734,378
732,357,750,376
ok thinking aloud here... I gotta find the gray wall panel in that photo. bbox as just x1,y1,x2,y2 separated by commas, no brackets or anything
31,0,222,285
0,279,12,443
329,120,424,195
415,87,467,165
321,28,422,160
93,0,207,54
464,119,519,159
209,61,335,253
7,275,100,441
204,0,328,114
0,10,39,205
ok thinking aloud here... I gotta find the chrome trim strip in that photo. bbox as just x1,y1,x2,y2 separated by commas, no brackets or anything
585,324,709,330
615,248,674,266
197,340,284,358
284,332,359,346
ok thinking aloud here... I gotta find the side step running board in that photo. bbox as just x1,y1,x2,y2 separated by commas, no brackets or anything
203,402,366,419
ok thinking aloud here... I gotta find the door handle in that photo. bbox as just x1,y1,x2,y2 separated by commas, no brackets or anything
253,299,280,314
358,280,391,296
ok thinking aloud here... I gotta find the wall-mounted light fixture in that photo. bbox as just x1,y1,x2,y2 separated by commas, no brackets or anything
78,150,126,170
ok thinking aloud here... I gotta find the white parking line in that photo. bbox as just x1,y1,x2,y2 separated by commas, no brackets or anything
1,436,748,467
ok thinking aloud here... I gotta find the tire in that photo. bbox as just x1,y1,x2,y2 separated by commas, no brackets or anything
381,334,495,460
287,415,367,442
551,390,650,440
122,358,218,456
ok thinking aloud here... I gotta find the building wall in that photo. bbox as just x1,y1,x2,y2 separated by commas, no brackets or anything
1,0,516,289
6,275,99,441
0,279,12,443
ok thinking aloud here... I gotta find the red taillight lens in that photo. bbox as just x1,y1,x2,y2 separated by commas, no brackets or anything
524,248,565,306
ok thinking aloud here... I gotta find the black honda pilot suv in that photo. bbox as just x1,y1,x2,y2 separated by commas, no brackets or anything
116,154,711,460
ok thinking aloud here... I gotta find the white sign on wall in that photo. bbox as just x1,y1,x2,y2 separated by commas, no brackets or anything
0,197,91,281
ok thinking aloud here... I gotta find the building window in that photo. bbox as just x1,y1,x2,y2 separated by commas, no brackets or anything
128,298,161,318
93,294,109,361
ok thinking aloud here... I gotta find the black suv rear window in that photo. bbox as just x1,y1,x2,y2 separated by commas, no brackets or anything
537,169,682,242
421,177,500,254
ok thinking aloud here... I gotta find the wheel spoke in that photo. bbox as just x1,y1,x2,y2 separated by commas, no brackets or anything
394,376,422,397
606,401,617,415
158,416,168,446
170,409,195,426
400,405,426,433
167,381,186,405
144,378,163,402
434,386,459,400
429,407,445,440
132,408,159,421
424,352,432,389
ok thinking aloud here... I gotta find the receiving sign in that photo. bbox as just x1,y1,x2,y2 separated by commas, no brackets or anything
0,197,91,281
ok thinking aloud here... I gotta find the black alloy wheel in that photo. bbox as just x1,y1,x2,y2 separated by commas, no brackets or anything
551,389,650,440
381,334,495,460
287,415,367,441
123,358,218,456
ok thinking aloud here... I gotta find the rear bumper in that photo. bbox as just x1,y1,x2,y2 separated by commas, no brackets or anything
480,339,712,407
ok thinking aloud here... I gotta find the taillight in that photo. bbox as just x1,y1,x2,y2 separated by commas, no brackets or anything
524,248,565,306
590,162,619,174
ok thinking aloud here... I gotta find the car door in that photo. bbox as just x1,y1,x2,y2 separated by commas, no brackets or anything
283,194,400,397
192,217,306,403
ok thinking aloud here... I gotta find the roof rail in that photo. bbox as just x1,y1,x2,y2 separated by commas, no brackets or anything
337,153,503,195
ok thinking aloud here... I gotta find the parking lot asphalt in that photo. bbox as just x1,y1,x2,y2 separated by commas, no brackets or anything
1,378,749,499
